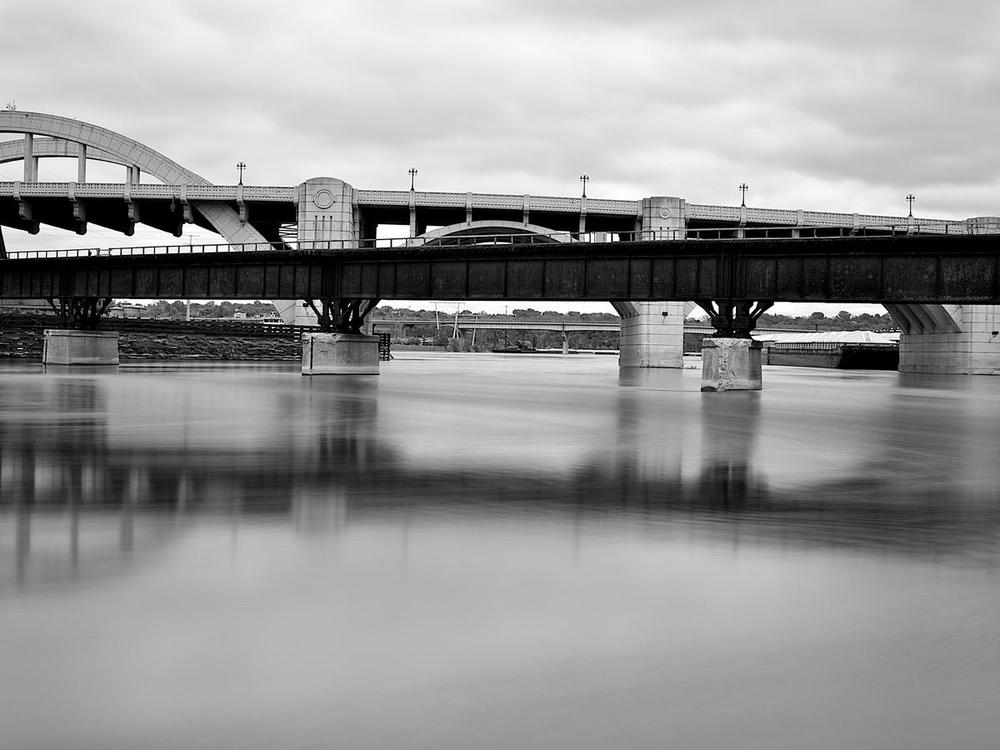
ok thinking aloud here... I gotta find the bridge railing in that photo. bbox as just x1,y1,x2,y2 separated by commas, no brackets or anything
3,223,988,259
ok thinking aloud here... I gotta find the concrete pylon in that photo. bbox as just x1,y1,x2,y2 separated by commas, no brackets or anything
275,177,360,326
618,197,688,368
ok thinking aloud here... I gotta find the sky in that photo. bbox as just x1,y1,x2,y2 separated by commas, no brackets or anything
2,0,998,316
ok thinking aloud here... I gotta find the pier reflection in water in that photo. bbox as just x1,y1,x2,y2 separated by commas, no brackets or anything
1,355,998,749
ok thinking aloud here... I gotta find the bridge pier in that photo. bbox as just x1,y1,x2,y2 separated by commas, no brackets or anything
302,333,380,375
42,330,119,366
618,301,688,367
696,300,772,391
700,338,763,391
618,197,688,369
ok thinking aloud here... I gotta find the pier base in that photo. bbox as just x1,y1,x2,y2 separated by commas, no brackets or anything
42,330,119,366
701,338,762,391
302,333,380,375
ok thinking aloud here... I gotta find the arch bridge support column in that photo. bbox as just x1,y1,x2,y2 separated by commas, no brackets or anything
293,178,380,375
618,196,688,368
889,217,1000,375
276,177,363,327
889,303,1000,375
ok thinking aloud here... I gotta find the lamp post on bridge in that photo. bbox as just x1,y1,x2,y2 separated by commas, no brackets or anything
739,182,749,207
409,167,418,191
579,173,589,198
236,162,246,185
906,193,915,217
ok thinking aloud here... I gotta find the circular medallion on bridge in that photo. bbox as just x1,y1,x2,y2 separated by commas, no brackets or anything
313,189,335,209
657,208,672,220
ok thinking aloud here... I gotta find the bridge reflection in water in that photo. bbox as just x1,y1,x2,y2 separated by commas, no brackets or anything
1,357,999,748
5,363,999,586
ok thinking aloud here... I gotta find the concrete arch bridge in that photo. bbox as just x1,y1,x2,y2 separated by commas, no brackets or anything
1,111,999,374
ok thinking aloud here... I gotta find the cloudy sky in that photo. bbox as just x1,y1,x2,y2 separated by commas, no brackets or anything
2,0,998,313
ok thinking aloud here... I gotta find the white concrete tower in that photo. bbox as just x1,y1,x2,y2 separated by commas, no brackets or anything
296,177,359,248
275,178,360,326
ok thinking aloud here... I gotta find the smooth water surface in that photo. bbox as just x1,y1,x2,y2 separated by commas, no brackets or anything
2,354,998,749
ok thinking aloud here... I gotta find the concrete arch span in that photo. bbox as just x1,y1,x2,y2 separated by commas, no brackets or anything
411,221,693,367
0,111,206,184
416,220,572,245
416,220,641,318
0,111,267,246
0,138,129,168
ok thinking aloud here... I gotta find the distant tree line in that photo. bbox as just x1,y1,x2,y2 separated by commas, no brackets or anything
142,300,279,320
374,306,897,351
130,302,897,350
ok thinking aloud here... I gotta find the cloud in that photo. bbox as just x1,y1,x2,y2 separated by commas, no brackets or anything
2,0,999,223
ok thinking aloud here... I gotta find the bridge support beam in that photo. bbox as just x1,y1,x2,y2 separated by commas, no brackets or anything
618,196,688,368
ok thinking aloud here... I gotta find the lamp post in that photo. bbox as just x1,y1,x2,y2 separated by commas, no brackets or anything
739,182,749,207
236,162,246,185
579,173,589,198
409,167,418,191
906,193,915,217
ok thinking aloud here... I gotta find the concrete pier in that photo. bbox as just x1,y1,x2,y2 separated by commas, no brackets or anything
617,196,688,369
701,338,762,391
42,330,119,366
301,333,379,375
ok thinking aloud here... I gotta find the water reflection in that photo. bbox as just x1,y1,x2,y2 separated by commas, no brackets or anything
3,360,1000,596
2,358,999,749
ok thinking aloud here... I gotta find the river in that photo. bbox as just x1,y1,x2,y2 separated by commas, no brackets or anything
1,353,998,749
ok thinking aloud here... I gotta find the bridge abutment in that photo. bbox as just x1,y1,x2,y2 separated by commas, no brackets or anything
618,197,688,369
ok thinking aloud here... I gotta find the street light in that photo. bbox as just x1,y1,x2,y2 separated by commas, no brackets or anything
236,162,246,185
579,173,589,198
906,193,915,217
739,182,749,207
409,167,418,191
